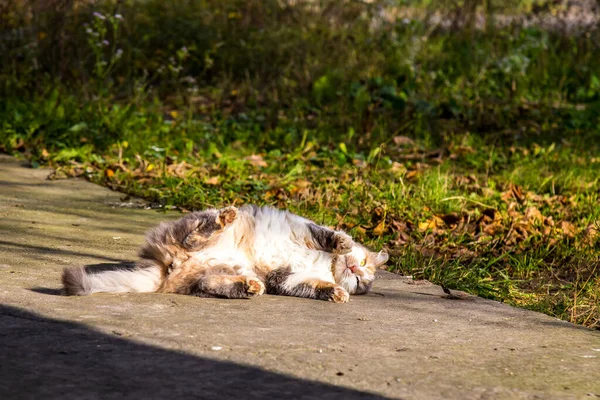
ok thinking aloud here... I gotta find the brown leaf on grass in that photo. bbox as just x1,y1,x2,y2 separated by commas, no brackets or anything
352,158,367,168
476,209,503,237
558,221,576,237
105,169,115,179
166,161,194,178
405,170,419,180
391,231,412,246
388,218,414,246
583,223,599,246
451,247,477,260
391,162,407,174
418,216,444,232
245,154,267,168
393,136,415,146
482,223,503,236
290,185,310,199
524,207,543,224
481,208,500,222
265,188,288,201
501,183,524,203
507,202,520,219
454,175,478,187
373,220,387,236
390,219,411,233
371,206,385,219
525,191,545,203
414,242,438,256
294,179,311,189
205,176,219,185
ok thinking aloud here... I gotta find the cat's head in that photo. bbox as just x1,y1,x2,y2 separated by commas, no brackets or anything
332,244,388,295
179,206,238,251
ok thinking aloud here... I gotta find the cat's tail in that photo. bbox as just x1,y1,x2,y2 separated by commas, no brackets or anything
62,260,163,296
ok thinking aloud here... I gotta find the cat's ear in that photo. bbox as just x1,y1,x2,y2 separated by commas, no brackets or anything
217,206,238,228
373,250,389,266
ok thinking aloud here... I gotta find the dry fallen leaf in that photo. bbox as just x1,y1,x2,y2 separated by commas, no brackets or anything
205,176,219,185
524,207,543,223
558,221,576,237
373,220,387,236
294,179,311,189
393,136,415,146
105,169,115,178
482,222,502,236
405,170,419,180
391,162,407,174
502,183,525,203
419,216,443,232
245,154,268,168
583,223,598,245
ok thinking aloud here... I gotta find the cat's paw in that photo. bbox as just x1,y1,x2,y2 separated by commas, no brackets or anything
218,206,238,228
332,232,354,255
244,277,265,297
329,285,350,303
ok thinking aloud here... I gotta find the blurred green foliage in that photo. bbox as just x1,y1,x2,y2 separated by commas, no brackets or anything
2,0,599,155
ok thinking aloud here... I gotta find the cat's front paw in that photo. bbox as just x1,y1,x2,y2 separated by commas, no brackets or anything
244,277,265,297
218,206,238,228
329,285,350,303
332,232,354,255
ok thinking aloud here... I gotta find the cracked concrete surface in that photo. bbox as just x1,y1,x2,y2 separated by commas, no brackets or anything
0,155,599,399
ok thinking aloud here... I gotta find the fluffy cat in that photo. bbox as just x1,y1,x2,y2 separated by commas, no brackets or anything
62,205,389,303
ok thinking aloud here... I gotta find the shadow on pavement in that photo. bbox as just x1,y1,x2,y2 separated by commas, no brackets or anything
0,305,389,399
0,240,128,263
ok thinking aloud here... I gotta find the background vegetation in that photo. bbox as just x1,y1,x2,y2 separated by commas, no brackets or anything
1,0,599,328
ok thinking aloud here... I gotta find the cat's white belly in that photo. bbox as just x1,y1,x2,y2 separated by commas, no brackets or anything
187,209,336,282
187,228,254,274
252,238,335,282
187,248,251,269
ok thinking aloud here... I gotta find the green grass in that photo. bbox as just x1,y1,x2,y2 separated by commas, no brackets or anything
1,0,599,328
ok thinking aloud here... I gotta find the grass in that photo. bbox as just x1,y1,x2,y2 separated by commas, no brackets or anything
1,0,599,328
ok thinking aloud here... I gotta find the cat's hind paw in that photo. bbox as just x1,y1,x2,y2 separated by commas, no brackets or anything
330,285,350,303
218,206,238,228
245,277,265,297
332,232,354,255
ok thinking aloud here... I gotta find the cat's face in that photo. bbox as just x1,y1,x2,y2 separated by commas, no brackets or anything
332,245,388,295
180,207,238,251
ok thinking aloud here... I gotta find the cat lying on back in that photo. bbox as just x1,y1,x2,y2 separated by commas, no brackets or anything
62,205,389,303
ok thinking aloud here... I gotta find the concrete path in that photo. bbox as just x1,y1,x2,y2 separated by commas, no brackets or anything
0,155,599,400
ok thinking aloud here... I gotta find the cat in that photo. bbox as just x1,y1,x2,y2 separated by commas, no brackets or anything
62,205,389,303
